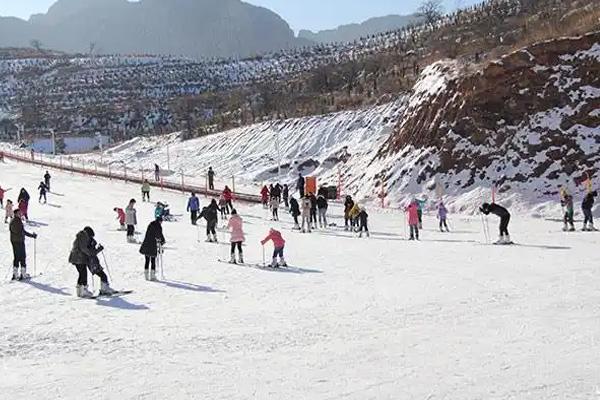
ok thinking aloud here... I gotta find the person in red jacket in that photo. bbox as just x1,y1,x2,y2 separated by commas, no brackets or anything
222,186,233,215
113,207,126,229
260,185,269,209
260,228,287,268
406,200,420,240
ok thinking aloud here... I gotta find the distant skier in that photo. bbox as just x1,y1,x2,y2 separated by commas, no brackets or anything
301,195,312,233
0,184,7,207
43,171,51,192
199,199,220,242
222,186,233,215
349,203,361,231
139,217,166,281
438,201,449,232
261,185,270,209
154,164,160,182
406,200,420,240
154,202,172,221
125,199,137,242
309,193,318,229
290,196,301,230
68,226,116,297
282,184,289,209
296,173,305,198
38,181,48,204
141,180,151,202
187,192,200,225
416,198,426,229
9,208,37,280
4,199,14,223
480,202,512,244
270,196,280,221
113,207,126,230
17,188,30,221
357,207,370,238
218,195,227,220
317,194,328,228
581,190,597,231
344,195,355,231
271,183,282,203
260,228,287,268
207,167,215,190
561,193,575,232
227,209,245,264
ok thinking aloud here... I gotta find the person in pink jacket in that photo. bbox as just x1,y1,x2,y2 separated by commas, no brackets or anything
114,207,126,229
227,209,245,264
406,200,420,240
260,228,287,268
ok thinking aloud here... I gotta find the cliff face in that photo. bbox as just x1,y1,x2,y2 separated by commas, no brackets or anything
378,32,600,204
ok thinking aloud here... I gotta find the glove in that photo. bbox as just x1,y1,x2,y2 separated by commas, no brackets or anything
97,245,105,253
33,233,38,239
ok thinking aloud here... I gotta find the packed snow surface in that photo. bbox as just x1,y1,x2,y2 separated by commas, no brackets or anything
1,161,600,399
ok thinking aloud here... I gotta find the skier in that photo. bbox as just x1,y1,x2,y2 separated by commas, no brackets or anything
301,195,312,233
317,194,328,228
139,217,166,281
0,184,7,207
260,228,287,268
296,173,305,198
141,179,151,202
68,227,116,297
154,164,160,182
309,193,318,229
561,193,575,232
125,199,137,242
113,207,126,230
9,208,37,280
349,203,361,231
357,207,370,238
218,195,228,220
406,200,420,240
208,167,215,190
480,202,512,244
17,188,30,221
43,171,51,192
416,198,426,229
187,192,200,225
282,184,289,209
38,181,48,204
222,186,233,215
199,199,220,242
290,196,301,230
271,183,282,203
581,190,597,231
4,199,14,223
270,196,280,221
260,185,270,209
227,209,245,264
438,201,449,232
344,195,355,231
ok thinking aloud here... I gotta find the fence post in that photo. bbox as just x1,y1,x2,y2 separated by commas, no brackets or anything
124,166,127,183
232,176,236,194
109,164,112,180
142,168,145,181
181,171,185,193
95,163,98,177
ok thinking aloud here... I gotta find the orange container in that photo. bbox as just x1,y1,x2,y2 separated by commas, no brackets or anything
305,176,317,195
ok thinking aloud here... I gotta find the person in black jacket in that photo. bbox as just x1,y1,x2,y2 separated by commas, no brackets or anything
358,207,370,238
289,196,300,230
316,195,328,228
44,171,51,192
139,217,166,281
282,184,289,209
9,209,37,281
38,181,48,204
344,195,355,231
582,190,597,231
480,202,511,244
199,199,220,242
296,173,305,198
308,193,318,229
69,227,115,297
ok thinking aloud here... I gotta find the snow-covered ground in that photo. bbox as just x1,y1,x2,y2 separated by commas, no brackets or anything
2,160,600,399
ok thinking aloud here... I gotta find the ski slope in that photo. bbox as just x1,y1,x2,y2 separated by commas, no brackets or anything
1,161,600,399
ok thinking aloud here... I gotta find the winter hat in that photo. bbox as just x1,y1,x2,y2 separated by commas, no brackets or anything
231,209,238,215
84,226,95,238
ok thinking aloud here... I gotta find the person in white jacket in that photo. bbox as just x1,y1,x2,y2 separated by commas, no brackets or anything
301,196,312,233
125,199,137,242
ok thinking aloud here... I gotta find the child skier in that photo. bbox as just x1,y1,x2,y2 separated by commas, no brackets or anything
317,194,328,228
290,196,301,230
581,190,597,231
44,171,51,192
260,228,287,268
141,180,151,202
358,207,370,238
199,199,220,242
187,192,200,225
4,199,14,223
282,184,289,209
561,193,575,232
480,202,512,244
9,209,37,280
270,196,279,221
261,185,270,209
227,209,245,264
222,186,233,214
438,201,449,232
125,199,137,242
218,195,227,220
139,217,166,281
301,195,312,233
17,188,30,221
114,207,126,229
38,181,48,204
406,200,420,240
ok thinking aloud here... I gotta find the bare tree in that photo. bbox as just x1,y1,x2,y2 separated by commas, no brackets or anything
418,0,444,27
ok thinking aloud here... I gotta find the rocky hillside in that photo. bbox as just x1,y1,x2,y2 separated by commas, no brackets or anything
375,31,600,211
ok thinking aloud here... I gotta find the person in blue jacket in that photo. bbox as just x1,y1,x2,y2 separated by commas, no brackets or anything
187,192,200,225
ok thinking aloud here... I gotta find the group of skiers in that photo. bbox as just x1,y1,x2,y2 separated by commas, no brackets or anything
560,187,597,231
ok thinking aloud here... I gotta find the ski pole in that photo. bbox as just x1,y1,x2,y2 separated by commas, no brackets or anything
33,237,37,276
101,251,113,285
262,244,266,267
480,213,488,244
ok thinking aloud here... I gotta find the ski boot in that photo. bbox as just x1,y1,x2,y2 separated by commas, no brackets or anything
144,269,150,281
206,235,213,243
150,270,157,282
11,267,19,281
76,285,94,298
569,224,576,232
582,223,588,231
99,282,117,296
212,234,218,243
19,268,31,281
238,253,244,264
270,258,279,268
229,254,237,264
279,258,288,268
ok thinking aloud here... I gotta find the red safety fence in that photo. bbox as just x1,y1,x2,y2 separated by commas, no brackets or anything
0,150,262,204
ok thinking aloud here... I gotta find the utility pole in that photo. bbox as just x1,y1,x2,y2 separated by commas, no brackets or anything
51,129,56,155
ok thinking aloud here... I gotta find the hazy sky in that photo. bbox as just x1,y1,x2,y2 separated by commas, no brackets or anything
0,0,482,32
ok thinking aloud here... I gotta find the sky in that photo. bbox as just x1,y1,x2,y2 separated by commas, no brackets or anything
0,0,482,32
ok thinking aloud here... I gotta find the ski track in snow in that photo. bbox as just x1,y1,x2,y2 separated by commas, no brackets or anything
1,162,600,399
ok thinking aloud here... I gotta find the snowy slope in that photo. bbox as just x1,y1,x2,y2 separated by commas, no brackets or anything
1,158,600,399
